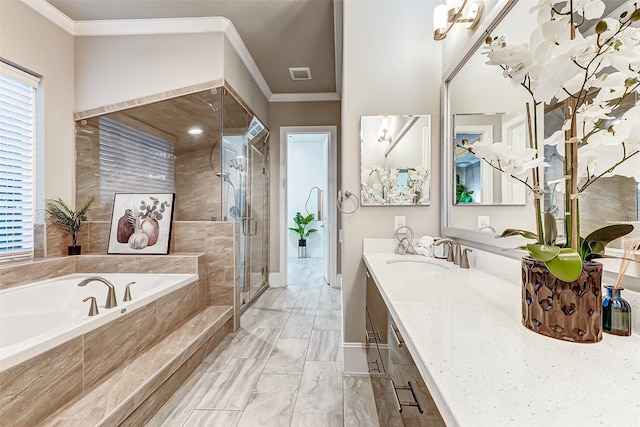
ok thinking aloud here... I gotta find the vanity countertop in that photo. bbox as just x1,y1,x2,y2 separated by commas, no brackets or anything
363,239,640,427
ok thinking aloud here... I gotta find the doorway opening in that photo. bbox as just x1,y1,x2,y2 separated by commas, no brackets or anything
280,126,337,289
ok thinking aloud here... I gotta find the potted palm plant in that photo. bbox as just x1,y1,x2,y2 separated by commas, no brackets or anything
45,195,95,255
288,212,318,258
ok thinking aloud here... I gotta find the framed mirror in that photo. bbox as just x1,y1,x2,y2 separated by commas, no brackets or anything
454,112,527,205
360,115,431,206
443,0,639,249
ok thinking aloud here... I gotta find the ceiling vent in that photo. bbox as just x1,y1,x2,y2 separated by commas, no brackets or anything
289,67,312,80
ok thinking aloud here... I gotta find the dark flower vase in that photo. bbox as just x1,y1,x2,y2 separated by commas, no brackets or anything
521,256,603,343
602,285,632,336
298,239,307,258
68,245,82,256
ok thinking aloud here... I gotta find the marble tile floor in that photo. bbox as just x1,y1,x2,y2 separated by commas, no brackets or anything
146,257,380,426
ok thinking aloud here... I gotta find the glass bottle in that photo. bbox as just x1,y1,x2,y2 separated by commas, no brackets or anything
602,285,632,336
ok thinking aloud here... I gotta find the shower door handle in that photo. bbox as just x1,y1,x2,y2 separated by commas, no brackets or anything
242,217,258,236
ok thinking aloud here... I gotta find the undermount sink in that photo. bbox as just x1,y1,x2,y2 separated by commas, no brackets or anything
385,258,449,272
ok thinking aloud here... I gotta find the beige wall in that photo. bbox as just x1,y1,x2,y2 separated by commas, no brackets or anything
341,0,443,349
441,0,506,74
223,34,269,123
0,0,75,203
267,101,341,274
74,32,225,113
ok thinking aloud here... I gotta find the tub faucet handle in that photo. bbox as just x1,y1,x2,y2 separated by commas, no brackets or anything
124,282,135,302
82,296,99,316
77,276,117,309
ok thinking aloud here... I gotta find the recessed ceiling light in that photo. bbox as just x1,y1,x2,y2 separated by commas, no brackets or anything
188,127,203,135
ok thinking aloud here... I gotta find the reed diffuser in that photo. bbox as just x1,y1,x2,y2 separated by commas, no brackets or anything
602,241,639,336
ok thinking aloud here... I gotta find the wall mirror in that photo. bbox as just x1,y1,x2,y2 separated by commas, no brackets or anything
360,115,431,206
454,112,527,205
444,0,639,248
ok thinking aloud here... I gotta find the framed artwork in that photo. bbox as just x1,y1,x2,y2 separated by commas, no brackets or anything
107,193,175,255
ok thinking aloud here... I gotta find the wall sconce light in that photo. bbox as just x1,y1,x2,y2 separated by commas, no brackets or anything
378,117,392,143
433,0,483,41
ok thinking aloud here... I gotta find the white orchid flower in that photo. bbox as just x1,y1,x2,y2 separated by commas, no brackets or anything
578,143,640,181
469,141,547,178
559,0,605,20
544,129,566,157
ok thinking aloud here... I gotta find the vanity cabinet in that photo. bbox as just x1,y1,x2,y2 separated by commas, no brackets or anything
365,268,388,373
365,267,445,426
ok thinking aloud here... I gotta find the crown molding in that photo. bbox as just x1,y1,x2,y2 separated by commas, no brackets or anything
20,0,341,103
270,92,341,102
73,16,230,36
21,0,74,33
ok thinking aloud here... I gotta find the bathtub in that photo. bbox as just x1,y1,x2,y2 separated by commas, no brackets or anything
0,273,198,371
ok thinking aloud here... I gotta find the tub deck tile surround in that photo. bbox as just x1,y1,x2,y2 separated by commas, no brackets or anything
83,303,160,389
0,257,74,290
0,337,84,426
40,305,233,426
156,281,200,336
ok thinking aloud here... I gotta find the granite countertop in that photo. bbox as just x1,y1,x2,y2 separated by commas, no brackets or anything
363,239,640,427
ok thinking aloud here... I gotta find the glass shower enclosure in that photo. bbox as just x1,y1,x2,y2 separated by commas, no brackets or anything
75,86,269,309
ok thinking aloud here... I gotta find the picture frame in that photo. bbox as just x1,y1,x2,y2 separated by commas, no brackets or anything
107,193,175,255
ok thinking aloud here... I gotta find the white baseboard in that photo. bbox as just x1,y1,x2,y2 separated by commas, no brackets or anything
343,342,369,373
269,272,285,287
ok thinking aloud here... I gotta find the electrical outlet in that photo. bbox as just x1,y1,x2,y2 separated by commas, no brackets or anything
478,216,490,229
394,216,406,231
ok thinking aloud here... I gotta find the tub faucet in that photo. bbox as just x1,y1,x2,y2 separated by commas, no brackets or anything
78,277,117,309
82,296,100,316
433,238,461,265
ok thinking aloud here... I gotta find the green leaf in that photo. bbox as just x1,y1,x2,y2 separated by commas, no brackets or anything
630,9,640,22
545,249,583,282
581,224,634,260
526,243,561,262
543,212,557,246
497,228,538,240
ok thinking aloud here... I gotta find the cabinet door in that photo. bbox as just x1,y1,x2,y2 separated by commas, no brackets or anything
388,318,446,426
365,268,389,375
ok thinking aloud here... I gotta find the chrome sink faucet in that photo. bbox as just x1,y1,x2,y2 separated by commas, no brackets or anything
433,238,461,265
78,277,118,309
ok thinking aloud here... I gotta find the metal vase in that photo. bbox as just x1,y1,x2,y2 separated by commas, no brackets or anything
521,256,603,343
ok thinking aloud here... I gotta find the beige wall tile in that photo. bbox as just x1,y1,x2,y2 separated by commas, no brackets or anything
0,337,83,426
84,304,159,389
156,282,199,337
0,257,74,290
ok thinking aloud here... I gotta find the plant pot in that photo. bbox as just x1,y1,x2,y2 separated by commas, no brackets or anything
521,256,603,343
68,245,81,256
298,239,307,258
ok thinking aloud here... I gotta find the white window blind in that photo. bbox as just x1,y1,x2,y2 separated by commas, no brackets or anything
0,64,38,258
98,116,175,201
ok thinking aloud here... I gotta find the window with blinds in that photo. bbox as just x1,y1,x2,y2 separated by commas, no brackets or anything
98,116,175,201
0,64,39,258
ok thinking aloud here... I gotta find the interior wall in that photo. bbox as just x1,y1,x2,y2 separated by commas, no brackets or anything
74,32,225,113
341,0,443,362
0,1,75,203
441,0,507,74
267,101,341,274
223,34,268,124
